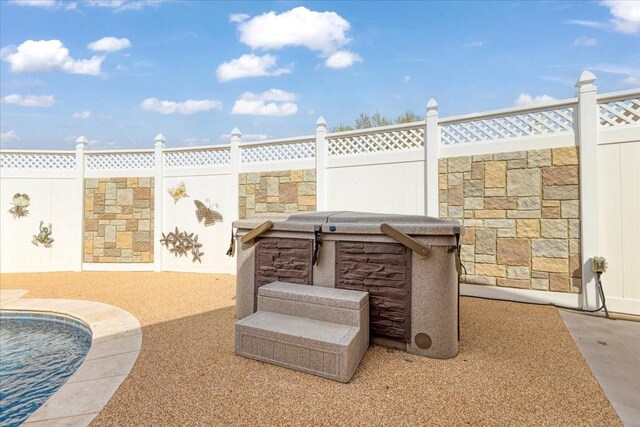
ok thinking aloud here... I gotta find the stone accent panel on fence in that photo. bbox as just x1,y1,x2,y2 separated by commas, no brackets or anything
239,169,316,219
439,147,581,293
84,177,154,263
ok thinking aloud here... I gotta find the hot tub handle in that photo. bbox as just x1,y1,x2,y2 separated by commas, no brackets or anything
380,223,431,257
240,220,274,244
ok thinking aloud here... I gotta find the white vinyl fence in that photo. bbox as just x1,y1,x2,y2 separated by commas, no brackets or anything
1,72,639,313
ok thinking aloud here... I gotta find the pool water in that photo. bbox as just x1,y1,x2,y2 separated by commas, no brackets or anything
0,313,92,427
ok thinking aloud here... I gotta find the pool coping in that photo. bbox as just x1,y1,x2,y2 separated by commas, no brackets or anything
0,289,142,427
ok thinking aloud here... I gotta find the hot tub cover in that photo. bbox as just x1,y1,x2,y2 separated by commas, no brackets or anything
233,211,462,236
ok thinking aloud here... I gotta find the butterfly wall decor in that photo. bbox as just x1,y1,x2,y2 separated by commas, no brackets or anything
168,182,189,204
194,199,223,227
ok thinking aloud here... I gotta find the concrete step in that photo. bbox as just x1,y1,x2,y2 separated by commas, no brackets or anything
258,281,367,310
235,282,370,382
257,282,369,326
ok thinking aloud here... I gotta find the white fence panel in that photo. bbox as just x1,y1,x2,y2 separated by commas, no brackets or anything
597,139,640,315
161,174,235,275
0,177,76,272
325,160,424,215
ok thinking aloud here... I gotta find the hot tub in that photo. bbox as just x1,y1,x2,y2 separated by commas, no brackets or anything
233,211,462,359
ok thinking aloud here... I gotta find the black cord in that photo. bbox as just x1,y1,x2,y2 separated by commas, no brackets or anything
553,272,607,315
463,272,609,316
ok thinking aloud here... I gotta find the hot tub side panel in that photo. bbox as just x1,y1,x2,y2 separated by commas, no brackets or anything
409,238,459,359
253,238,313,310
335,241,412,344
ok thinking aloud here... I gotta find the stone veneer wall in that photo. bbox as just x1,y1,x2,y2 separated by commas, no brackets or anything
439,147,581,293
84,177,154,263
239,169,316,219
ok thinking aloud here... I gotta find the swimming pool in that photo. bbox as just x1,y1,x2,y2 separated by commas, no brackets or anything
0,312,92,427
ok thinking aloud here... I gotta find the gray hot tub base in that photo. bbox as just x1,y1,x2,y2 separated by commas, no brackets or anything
235,282,369,383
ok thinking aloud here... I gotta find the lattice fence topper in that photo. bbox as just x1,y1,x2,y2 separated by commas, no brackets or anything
241,139,315,163
8,193,30,219
86,152,155,169
327,127,424,156
164,148,231,168
159,227,204,263
0,153,76,170
599,97,640,127
440,107,575,145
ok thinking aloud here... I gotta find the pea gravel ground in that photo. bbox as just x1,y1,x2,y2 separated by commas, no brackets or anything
0,272,621,426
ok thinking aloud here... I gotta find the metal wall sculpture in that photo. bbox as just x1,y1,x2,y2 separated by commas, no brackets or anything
32,221,54,247
159,227,204,263
8,193,30,219
194,199,223,227
168,182,189,204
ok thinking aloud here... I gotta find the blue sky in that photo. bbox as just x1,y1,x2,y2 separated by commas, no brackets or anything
1,0,639,149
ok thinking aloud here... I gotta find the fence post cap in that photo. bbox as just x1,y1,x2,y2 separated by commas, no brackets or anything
75,136,88,147
154,133,166,147
230,127,242,137
316,116,327,127
576,70,596,87
426,98,438,109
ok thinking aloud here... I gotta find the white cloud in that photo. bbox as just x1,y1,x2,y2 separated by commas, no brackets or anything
9,0,57,8
216,54,291,81
620,76,640,86
231,89,298,116
1,130,21,143
8,0,165,11
88,37,131,52
464,40,485,48
324,50,362,69
86,0,165,12
140,98,222,115
573,36,597,46
2,94,55,107
589,63,639,75
236,7,350,54
602,0,640,34
72,111,91,119
589,63,640,85
2,40,104,76
514,93,557,106
229,13,249,23
404,75,411,82
564,19,608,29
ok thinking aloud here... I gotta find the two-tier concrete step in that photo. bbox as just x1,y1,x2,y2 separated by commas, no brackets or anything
235,281,369,383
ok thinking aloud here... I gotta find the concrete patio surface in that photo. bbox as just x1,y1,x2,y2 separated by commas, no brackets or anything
560,310,640,427
0,272,622,426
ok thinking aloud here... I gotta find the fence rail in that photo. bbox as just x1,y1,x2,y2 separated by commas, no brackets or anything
326,122,424,156
164,147,231,168
0,151,76,170
0,87,638,171
240,136,315,164
597,90,640,128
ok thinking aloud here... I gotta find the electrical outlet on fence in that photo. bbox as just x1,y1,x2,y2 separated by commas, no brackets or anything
591,257,608,274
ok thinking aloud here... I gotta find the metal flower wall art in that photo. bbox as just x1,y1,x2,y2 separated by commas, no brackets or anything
32,221,54,248
194,199,223,227
8,193,30,219
160,227,204,263
168,182,189,204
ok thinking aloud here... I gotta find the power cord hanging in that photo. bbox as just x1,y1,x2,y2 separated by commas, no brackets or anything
460,260,610,318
